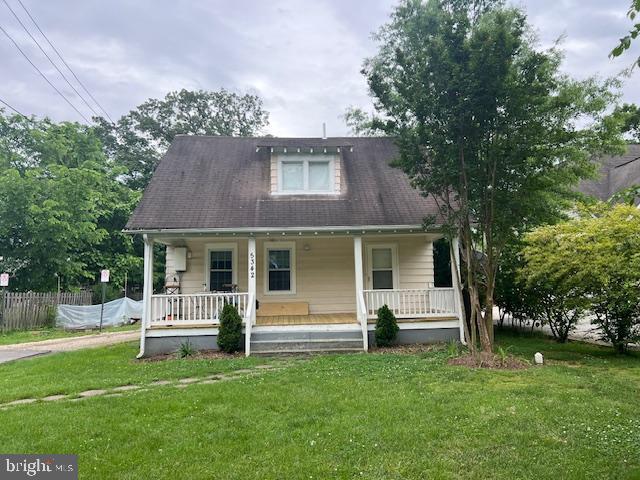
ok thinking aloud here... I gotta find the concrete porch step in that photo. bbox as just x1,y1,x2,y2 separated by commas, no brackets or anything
251,339,363,353
251,329,361,342
249,327,364,355
251,347,364,356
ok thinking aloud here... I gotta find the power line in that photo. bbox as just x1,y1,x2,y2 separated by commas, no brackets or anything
0,23,91,123
0,96,30,119
16,0,115,123
2,0,100,118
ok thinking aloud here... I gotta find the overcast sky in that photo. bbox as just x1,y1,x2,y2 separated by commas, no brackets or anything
1,0,639,136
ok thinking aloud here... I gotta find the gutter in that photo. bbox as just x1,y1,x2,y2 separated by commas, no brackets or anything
123,224,440,236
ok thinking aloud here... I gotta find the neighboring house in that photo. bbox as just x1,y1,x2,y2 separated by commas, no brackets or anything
125,136,464,356
579,144,640,201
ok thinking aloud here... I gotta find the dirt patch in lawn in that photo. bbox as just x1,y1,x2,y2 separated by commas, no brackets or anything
448,352,529,370
371,344,442,355
140,349,243,362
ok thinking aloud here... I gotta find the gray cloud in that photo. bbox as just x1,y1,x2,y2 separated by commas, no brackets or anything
1,0,638,136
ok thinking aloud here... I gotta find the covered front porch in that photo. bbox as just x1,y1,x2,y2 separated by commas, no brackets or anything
138,228,464,356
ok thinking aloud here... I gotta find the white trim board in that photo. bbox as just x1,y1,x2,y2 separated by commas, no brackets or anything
146,327,221,338
367,320,459,331
252,324,361,333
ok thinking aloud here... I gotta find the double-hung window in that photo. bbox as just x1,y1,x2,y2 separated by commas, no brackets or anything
265,242,296,294
206,244,237,292
279,156,334,193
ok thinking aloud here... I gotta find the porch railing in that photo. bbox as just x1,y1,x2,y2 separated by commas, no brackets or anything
149,292,250,327
362,288,457,319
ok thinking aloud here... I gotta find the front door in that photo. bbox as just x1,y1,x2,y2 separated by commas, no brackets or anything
367,245,397,290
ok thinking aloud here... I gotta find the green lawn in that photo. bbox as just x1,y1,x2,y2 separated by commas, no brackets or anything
0,331,638,479
0,324,138,346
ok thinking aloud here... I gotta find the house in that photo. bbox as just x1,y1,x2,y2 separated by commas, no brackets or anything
578,144,640,201
125,136,464,356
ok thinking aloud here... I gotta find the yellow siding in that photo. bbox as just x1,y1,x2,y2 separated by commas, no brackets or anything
363,236,434,289
257,237,356,314
166,239,248,294
165,235,435,314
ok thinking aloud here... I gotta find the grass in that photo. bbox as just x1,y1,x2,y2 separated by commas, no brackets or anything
0,342,270,403
0,331,638,479
0,324,138,346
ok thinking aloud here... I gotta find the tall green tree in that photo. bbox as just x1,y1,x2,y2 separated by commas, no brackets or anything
362,0,624,352
0,113,140,292
94,89,270,190
609,103,640,142
611,0,640,68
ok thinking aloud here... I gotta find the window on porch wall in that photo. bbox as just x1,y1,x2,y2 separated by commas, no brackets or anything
268,249,291,292
210,250,233,291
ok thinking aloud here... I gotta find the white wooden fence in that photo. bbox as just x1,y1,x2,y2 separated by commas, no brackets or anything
0,291,92,332
362,288,457,319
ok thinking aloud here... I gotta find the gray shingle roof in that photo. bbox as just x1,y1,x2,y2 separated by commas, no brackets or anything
578,144,640,200
125,136,442,231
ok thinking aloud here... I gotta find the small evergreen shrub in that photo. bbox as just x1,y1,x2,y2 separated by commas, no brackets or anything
217,303,243,353
375,304,399,347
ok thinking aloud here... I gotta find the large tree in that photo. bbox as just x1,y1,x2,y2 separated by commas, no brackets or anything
0,113,140,291
611,0,640,68
362,0,623,352
95,89,270,190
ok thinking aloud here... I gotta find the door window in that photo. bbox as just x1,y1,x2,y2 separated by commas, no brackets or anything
371,247,394,289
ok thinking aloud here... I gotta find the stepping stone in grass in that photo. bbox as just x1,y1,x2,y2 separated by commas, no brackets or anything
112,385,140,392
175,384,190,388
150,380,171,386
6,398,37,406
78,389,107,398
178,377,200,384
42,395,68,402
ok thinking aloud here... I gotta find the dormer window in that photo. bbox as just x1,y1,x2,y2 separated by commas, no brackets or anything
277,155,335,194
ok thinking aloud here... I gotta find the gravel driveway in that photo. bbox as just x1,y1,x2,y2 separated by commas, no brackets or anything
0,330,139,364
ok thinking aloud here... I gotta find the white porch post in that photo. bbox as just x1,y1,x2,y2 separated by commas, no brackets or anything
137,234,154,358
450,236,466,345
245,237,257,356
353,235,367,351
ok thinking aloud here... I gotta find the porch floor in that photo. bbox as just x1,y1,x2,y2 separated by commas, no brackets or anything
255,313,357,326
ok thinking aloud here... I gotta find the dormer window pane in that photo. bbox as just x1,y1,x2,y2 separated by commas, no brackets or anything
282,161,303,191
309,161,330,191
276,155,336,194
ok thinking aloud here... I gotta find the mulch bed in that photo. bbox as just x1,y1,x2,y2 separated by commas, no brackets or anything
140,349,242,362
448,351,529,370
